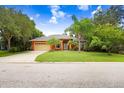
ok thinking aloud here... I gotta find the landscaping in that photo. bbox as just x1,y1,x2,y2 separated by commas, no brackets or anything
0,50,28,57
0,51,17,57
35,51,124,62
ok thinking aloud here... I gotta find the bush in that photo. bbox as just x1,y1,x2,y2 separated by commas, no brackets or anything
47,37,60,46
9,47,20,52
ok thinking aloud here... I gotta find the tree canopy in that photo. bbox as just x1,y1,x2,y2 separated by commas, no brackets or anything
0,6,43,51
65,5,124,53
47,37,60,46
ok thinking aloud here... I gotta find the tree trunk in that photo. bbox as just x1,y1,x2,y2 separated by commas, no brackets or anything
7,38,11,50
78,33,81,52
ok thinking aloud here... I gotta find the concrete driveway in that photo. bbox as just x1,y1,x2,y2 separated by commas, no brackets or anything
0,62,124,88
0,51,47,63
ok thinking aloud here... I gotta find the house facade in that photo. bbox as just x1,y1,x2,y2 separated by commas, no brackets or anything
30,34,75,51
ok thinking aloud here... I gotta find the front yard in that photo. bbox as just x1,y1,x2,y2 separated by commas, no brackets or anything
0,51,25,57
0,51,17,57
35,51,124,62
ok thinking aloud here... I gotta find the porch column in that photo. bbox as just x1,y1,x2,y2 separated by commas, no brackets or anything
61,40,64,50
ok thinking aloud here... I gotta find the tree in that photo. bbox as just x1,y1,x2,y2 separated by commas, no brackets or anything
0,6,44,51
32,29,44,38
93,7,106,25
109,6,124,26
93,5,124,27
68,40,78,50
65,15,94,52
89,36,103,51
47,37,60,50
0,6,19,50
94,24,123,53
71,15,83,51
13,12,37,50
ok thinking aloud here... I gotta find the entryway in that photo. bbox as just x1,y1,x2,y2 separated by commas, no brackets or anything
64,43,68,50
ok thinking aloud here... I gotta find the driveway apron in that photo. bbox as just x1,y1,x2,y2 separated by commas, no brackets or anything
0,51,47,63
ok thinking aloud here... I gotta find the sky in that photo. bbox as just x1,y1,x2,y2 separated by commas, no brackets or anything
5,5,110,36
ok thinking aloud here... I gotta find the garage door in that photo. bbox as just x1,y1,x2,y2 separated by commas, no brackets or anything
34,43,50,51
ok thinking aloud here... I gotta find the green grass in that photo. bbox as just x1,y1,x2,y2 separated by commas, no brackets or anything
35,51,124,62
0,51,23,57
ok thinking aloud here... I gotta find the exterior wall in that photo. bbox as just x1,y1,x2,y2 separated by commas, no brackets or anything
32,39,71,51
32,41,35,51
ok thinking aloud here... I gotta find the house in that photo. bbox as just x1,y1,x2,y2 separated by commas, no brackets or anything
30,34,75,51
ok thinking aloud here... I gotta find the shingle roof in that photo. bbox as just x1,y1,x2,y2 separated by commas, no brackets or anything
30,34,75,41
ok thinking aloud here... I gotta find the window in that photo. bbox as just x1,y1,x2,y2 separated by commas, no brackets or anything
56,44,61,48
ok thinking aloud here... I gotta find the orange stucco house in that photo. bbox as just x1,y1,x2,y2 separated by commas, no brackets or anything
30,34,75,51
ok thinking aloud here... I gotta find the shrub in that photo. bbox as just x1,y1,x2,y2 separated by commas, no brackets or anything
9,47,20,52
68,40,78,50
47,37,60,46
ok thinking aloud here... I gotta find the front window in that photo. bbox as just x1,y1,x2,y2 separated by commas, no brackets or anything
56,44,61,49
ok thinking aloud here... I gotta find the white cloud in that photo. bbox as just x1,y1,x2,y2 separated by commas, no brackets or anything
97,5,102,10
78,5,89,11
49,16,57,24
49,5,66,24
57,11,66,18
92,11,97,15
67,14,72,18
35,14,40,18
91,5,102,15
30,17,34,20
50,5,60,11
29,14,40,20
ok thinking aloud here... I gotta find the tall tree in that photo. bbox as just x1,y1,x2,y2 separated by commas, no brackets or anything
93,5,124,26
0,6,43,51
32,29,44,38
93,24,123,53
0,6,19,50
65,15,94,51
71,15,82,51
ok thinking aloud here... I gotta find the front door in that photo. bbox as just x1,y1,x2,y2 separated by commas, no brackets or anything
64,43,68,50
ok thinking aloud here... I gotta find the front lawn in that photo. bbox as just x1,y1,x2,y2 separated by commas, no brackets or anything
35,51,124,62
0,51,20,57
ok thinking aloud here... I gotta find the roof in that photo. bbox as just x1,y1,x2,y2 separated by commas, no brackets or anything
30,34,75,41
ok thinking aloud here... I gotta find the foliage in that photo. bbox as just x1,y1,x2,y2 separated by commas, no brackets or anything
87,24,124,53
8,47,20,52
47,37,60,46
32,29,44,38
65,15,94,51
0,50,18,57
68,40,78,50
89,36,103,50
93,5,124,26
0,6,43,51
68,40,78,46
96,24,123,51
0,6,19,50
65,5,124,54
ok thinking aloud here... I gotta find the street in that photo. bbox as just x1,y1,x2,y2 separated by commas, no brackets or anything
0,62,124,88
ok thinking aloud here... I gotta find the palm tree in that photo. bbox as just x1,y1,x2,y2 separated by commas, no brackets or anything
71,15,82,51
65,15,94,52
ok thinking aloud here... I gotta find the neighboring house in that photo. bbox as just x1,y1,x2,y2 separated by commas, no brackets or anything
30,34,75,51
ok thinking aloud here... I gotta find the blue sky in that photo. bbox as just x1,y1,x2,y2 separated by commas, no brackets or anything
5,5,110,36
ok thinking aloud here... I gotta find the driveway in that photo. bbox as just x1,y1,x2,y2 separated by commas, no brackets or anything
0,51,47,63
0,62,124,88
